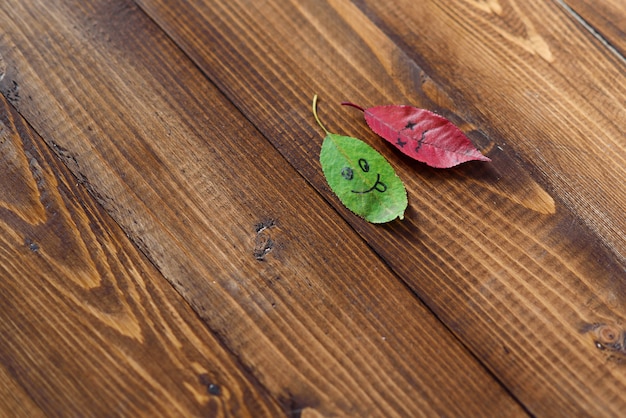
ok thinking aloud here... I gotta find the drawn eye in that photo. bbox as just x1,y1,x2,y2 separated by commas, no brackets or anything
341,167,354,180
358,158,370,172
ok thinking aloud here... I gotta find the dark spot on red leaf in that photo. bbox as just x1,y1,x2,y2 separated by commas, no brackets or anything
415,130,429,154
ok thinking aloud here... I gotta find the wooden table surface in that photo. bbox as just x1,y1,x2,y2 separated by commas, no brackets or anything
1,0,624,416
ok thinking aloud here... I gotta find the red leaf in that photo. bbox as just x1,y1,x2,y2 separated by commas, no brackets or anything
342,103,491,168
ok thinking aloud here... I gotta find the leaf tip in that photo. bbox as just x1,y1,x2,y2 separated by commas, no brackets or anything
469,152,491,164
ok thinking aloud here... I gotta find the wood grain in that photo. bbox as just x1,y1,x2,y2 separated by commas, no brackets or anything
0,97,284,416
0,365,45,418
353,0,626,264
0,0,525,416
564,0,626,57
130,0,626,415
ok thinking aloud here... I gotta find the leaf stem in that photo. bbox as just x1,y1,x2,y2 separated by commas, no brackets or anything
312,94,330,135
341,102,366,112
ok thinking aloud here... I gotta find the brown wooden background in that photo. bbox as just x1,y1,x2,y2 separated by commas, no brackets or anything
1,0,625,416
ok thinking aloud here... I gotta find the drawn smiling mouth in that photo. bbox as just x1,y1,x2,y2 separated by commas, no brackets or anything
351,174,388,194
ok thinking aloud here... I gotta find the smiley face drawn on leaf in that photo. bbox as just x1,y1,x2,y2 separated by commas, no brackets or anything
313,95,407,223
342,158,387,193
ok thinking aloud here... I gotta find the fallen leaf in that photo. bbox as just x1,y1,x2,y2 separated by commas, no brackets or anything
313,95,407,223
342,102,491,168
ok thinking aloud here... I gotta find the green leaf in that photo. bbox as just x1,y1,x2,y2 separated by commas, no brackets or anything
313,95,407,223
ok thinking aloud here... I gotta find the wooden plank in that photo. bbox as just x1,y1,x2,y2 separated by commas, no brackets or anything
0,0,524,416
0,98,284,416
352,0,626,264
0,365,45,418
128,0,626,416
564,0,626,57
